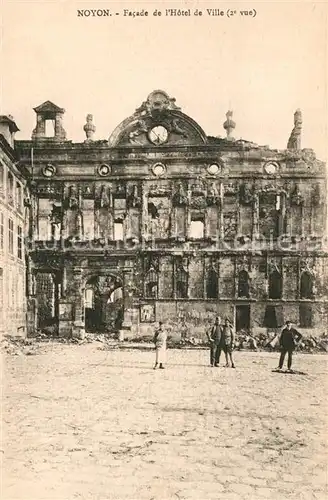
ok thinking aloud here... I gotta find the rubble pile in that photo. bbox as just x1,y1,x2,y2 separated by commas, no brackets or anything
1,336,41,356
234,330,328,353
175,330,328,353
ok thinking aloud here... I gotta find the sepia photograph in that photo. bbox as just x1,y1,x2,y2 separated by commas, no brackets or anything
1,0,327,499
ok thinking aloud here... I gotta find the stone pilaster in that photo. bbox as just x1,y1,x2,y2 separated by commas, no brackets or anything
72,266,85,338
218,183,224,241
252,193,260,239
118,268,135,340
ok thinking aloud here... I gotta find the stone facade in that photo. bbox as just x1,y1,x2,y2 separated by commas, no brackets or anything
15,91,328,339
0,117,28,336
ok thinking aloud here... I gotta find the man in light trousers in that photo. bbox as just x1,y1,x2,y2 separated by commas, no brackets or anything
153,321,167,370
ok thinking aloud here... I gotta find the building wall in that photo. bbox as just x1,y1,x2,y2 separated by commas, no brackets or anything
0,140,27,336
15,92,328,338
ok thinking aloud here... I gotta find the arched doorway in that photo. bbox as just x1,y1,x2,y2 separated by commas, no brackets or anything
84,275,123,333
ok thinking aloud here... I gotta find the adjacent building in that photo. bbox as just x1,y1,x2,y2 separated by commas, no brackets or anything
0,116,28,336
15,91,328,338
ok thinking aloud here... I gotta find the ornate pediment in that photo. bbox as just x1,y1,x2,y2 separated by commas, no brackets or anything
136,90,180,114
108,90,207,147
33,101,65,114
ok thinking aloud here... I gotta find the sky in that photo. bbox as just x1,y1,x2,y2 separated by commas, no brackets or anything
1,0,327,160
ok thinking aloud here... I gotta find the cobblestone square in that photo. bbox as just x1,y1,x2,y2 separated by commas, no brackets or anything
2,345,328,499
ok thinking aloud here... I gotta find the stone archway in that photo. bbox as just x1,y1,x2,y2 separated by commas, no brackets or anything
84,274,123,333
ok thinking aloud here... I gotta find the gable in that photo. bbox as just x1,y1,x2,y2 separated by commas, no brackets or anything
108,90,207,147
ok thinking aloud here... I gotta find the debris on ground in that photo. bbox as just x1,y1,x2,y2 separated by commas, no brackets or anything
1,336,41,356
2,330,328,355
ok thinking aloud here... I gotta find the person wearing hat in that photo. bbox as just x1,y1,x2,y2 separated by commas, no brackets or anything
277,320,302,372
207,316,222,367
221,317,236,368
153,321,167,369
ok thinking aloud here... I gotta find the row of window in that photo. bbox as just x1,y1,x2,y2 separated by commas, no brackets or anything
0,164,24,213
144,267,315,300
0,211,23,259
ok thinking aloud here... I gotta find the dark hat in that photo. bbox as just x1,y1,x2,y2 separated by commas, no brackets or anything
286,320,292,324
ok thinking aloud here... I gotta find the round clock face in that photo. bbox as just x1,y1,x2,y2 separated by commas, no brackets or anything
264,162,278,175
152,163,166,177
98,164,111,176
42,164,56,177
207,163,221,175
148,126,169,145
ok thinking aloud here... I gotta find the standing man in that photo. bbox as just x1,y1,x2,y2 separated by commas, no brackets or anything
277,320,302,372
153,321,167,370
221,318,236,368
207,316,222,367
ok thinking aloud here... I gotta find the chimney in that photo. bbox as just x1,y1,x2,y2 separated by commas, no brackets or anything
0,115,19,148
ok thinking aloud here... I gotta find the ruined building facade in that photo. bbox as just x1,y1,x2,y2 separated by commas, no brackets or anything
0,116,28,336
15,91,328,338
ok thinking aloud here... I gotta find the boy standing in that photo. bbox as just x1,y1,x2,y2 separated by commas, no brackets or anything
277,320,302,372
153,321,167,370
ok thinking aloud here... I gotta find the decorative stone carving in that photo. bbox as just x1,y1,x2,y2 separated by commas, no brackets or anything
75,212,83,239
287,109,302,150
68,185,79,209
223,214,237,238
206,182,220,206
300,258,315,274
311,184,322,206
82,184,94,198
35,182,61,199
239,184,254,205
172,183,188,206
83,114,96,142
97,184,112,209
261,184,278,193
166,118,188,138
127,185,141,209
236,255,251,272
115,183,126,197
290,184,303,206
223,183,238,195
268,260,281,275
128,118,149,143
136,90,180,115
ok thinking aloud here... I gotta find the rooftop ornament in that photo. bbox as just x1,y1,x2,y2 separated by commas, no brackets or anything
223,110,236,140
287,109,302,150
84,114,96,142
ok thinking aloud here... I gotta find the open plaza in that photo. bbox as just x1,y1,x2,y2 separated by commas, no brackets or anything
2,343,327,500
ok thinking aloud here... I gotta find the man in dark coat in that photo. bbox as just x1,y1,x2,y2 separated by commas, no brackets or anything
207,316,222,367
277,320,302,372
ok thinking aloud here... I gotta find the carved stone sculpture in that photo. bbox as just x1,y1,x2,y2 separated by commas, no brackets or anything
99,185,111,209
68,185,79,209
239,184,254,205
172,183,188,206
83,114,96,142
127,185,141,209
290,184,303,206
206,182,220,206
